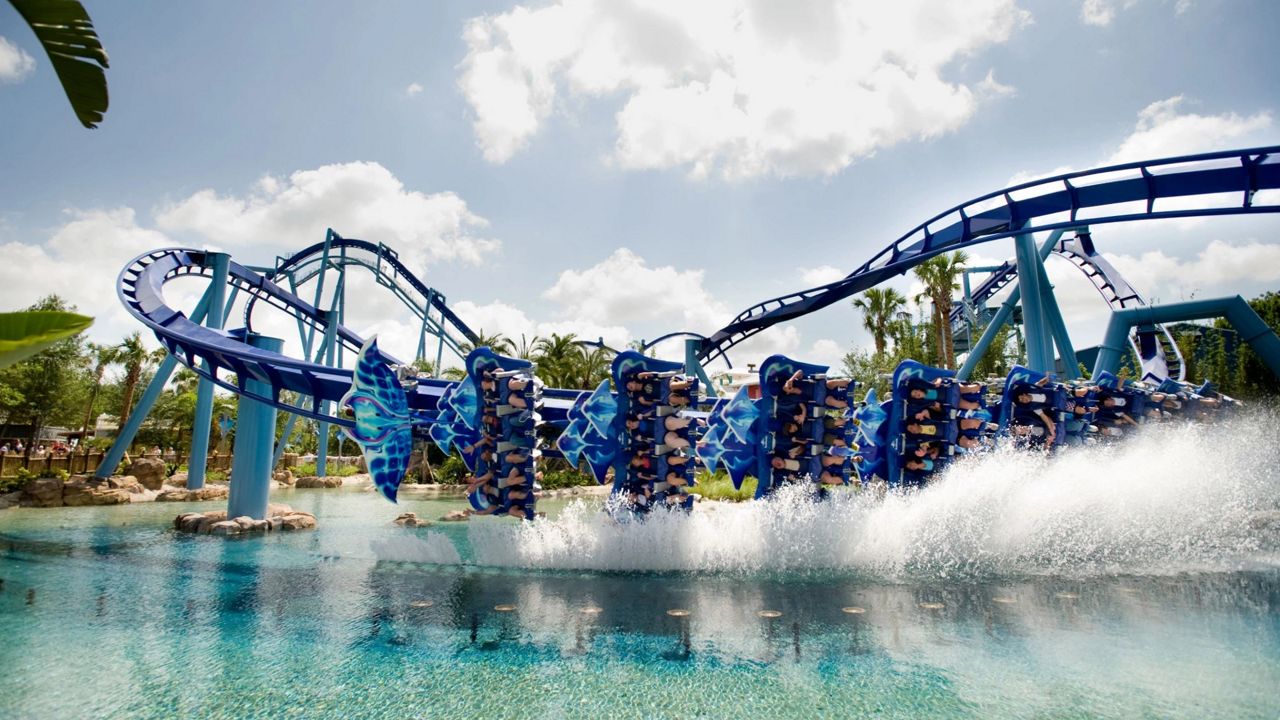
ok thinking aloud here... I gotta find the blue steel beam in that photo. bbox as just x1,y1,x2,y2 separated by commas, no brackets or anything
95,285,215,478
1031,251,1081,378
186,252,230,490
1093,296,1280,381
957,230,1064,380
227,333,284,519
1013,231,1054,373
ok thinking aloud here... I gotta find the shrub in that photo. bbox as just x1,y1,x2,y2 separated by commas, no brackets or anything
435,454,468,484
693,469,757,502
294,461,360,478
2,467,67,494
539,467,597,490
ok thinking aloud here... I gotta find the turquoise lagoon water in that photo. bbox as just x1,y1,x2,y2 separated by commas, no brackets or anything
0,418,1278,719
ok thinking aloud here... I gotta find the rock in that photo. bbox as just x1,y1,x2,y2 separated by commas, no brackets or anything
393,512,431,528
21,477,64,508
106,475,146,493
174,512,203,531
356,455,368,472
126,457,168,491
209,520,241,536
281,452,298,469
174,506,314,535
296,476,343,489
272,469,295,486
156,486,230,502
0,491,21,510
168,472,188,488
279,512,316,530
439,509,471,522
61,480,130,506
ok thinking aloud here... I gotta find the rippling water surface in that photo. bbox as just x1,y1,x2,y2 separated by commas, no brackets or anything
0,416,1278,719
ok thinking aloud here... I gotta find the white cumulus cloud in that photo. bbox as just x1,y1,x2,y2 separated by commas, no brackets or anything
799,265,846,286
0,209,175,342
459,0,1031,179
0,36,36,83
543,248,731,334
155,161,499,273
405,82,424,97
1105,96,1273,164
1080,0,1192,26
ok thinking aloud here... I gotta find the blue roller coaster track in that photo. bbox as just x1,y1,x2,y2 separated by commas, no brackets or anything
104,146,1279,487
697,146,1280,366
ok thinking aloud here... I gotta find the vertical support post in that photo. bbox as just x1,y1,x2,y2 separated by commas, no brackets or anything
94,290,214,478
957,230,1066,379
416,290,432,363
227,333,283,520
187,252,230,490
1032,257,1081,379
684,338,717,398
315,311,339,477
1013,232,1054,374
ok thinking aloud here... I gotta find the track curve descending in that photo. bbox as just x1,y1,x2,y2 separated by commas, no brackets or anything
700,146,1280,365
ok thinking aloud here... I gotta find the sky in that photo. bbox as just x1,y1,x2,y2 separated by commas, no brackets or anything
0,0,1277,373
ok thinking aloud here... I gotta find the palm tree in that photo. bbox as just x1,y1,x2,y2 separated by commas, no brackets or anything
7,0,109,128
932,251,968,367
533,333,584,388
851,288,907,356
576,345,615,389
512,333,541,361
458,330,516,356
409,358,437,377
79,341,119,438
912,251,968,368
116,332,165,427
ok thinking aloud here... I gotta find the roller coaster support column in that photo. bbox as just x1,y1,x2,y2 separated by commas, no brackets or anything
958,230,1065,380
227,333,284,520
94,290,215,479
1093,296,1280,381
1031,254,1081,379
685,338,717,398
1014,232,1055,373
186,252,230,490
315,310,339,477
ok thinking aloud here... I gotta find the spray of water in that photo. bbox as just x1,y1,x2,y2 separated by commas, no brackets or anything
463,409,1280,579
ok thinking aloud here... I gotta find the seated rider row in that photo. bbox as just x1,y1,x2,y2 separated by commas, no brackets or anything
901,375,995,483
619,368,698,511
766,368,855,491
466,365,542,519
1008,375,1062,447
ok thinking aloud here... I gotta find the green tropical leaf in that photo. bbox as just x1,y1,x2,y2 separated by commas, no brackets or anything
0,310,94,368
9,0,109,128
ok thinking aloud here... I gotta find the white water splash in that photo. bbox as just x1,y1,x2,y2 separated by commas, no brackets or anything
462,410,1280,578
370,530,463,564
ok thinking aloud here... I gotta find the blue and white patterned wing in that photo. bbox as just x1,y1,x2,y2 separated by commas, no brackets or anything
721,386,760,443
340,338,412,503
582,379,618,437
556,418,590,468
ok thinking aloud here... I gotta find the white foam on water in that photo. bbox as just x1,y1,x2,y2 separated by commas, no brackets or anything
463,410,1280,579
370,530,463,565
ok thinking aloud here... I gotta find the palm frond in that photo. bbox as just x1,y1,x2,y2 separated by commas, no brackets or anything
9,0,109,128
0,310,93,367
